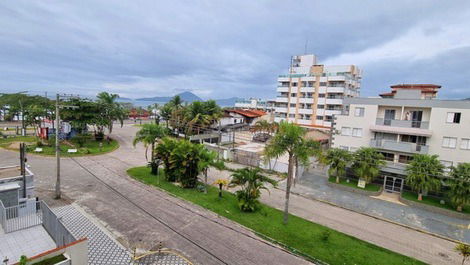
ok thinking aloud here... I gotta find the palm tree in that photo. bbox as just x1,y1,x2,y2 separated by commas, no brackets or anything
455,243,470,265
264,121,322,224
160,103,173,128
448,163,470,212
405,154,443,201
351,147,385,185
325,148,352,183
169,95,183,108
147,103,160,124
185,101,211,135
96,92,127,134
133,124,168,174
198,148,225,193
229,167,277,212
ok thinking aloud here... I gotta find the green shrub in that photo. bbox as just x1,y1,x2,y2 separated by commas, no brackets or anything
320,230,331,242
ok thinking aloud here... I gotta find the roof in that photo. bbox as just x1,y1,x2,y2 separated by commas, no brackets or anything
226,109,266,118
390,84,441,89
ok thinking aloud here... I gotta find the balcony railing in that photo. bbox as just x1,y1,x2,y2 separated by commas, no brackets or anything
370,139,429,154
376,118,429,129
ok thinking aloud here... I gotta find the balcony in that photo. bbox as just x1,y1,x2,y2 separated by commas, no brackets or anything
382,161,407,175
274,107,287,113
277,86,289,92
376,118,429,129
371,118,432,137
276,97,288,103
370,139,429,154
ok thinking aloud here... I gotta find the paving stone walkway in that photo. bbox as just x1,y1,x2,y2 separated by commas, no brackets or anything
54,204,190,265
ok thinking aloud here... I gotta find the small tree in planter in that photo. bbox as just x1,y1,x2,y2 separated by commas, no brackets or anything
351,147,385,187
133,124,168,175
214,179,229,199
405,154,443,201
448,163,470,212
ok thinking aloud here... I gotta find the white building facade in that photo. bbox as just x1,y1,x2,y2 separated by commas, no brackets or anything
332,85,470,192
274,54,361,129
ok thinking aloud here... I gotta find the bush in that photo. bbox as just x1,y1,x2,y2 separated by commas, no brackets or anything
74,134,90,147
320,230,331,242
36,140,43,147
94,131,104,141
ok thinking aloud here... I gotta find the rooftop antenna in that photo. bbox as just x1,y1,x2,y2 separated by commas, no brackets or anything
304,37,309,55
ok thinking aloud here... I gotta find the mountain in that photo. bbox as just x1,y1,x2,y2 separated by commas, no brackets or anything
136,91,202,103
214,97,243,107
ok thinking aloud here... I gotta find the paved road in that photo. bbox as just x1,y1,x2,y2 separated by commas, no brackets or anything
0,123,464,264
0,124,311,265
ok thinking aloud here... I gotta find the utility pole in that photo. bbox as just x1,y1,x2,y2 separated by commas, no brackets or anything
54,93,79,200
19,100,25,136
55,93,60,199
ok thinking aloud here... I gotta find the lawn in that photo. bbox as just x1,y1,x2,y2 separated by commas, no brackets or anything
402,191,470,215
128,166,426,265
328,176,381,192
0,135,119,157
32,254,66,265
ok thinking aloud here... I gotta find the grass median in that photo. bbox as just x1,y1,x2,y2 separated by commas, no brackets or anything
128,166,426,265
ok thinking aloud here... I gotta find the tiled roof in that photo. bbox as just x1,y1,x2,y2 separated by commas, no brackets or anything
226,109,266,118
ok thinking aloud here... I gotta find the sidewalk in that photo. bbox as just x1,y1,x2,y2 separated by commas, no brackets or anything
207,163,461,265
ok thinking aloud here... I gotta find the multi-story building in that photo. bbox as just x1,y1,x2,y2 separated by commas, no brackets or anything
234,98,275,111
274,54,361,129
332,84,470,193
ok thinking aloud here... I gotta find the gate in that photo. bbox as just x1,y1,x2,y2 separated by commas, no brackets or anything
383,176,404,193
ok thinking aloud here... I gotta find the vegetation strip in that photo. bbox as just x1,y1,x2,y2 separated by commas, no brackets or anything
128,166,427,265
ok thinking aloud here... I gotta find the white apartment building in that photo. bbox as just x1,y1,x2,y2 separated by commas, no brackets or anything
274,54,361,129
235,98,275,111
332,84,470,193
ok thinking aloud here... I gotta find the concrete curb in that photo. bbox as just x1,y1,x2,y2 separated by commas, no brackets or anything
275,186,465,245
399,195,470,221
326,180,382,196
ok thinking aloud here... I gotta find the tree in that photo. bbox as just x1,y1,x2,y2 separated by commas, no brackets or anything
198,148,224,193
160,103,173,128
229,168,277,212
264,121,322,224
133,124,168,175
184,100,222,135
455,243,470,265
448,163,470,212
169,95,183,108
351,147,385,185
96,92,127,134
405,154,443,201
325,148,352,183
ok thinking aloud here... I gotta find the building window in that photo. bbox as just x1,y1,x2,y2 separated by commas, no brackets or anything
354,107,365,117
446,112,461,124
289,103,296,107
352,128,362,137
289,114,295,118
291,82,298,87
305,114,311,120
290,93,297,97
308,81,315,87
461,138,470,150
316,115,323,121
398,155,413,164
340,146,349,151
341,127,352,136
317,104,324,109
442,137,457,148
381,152,394,162
318,94,325,98
320,82,327,86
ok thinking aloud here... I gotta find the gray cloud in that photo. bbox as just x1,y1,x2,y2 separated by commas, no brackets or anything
1,1,470,99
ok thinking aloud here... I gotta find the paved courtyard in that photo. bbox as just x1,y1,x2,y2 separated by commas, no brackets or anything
283,168,470,243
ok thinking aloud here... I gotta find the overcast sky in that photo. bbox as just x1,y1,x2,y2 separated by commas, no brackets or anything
1,1,470,100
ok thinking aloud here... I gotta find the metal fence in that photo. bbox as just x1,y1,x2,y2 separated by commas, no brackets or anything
41,202,76,247
0,200,42,233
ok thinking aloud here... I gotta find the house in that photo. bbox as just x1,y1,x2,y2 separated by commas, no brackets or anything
224,109,267,126
0,165,88,265
332,84,470,193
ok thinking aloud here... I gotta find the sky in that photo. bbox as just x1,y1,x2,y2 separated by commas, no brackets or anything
1,1,470,100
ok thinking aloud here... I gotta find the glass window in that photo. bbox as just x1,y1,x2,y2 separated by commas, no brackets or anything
341,127,352,136
316,115,323,120
354,107,365,117
318,94,325,98
289,114,295,118
440,160,453,173
317,104,324,109
446,112,461,124
442,137,457,148
289,103,296,107
461,138,470,150
352,128,362,137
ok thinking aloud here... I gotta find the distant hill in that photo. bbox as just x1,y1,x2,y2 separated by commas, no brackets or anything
214,97,243,107
136,91,202,103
